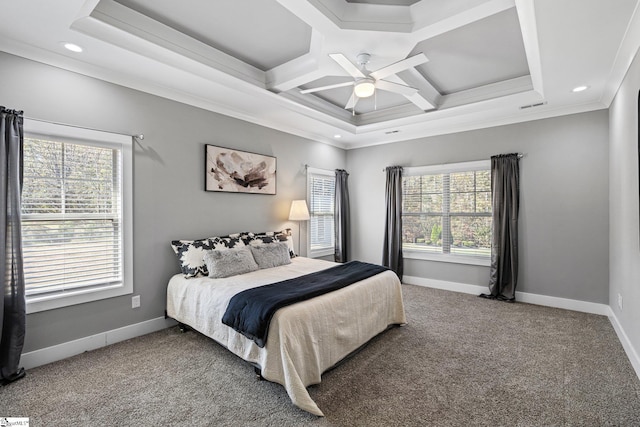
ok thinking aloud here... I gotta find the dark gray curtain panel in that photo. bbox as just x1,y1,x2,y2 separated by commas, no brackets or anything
334,169,350,263
0,107,26,384
485,153,520,301
382,166,403,280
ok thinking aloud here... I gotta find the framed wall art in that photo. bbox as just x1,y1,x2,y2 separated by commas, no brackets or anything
205,144,277,194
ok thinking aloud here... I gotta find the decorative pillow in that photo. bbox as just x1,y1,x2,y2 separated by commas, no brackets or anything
171,235,245,277
281,234,296,258
204,247,259,279
170,238,215,277
210,236,245,251
249,242,292,269
241,229,296,258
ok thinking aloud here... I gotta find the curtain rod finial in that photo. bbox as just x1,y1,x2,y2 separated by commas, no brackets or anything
135,134,144,140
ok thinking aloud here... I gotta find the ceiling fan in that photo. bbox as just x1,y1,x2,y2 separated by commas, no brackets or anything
300,52,428,111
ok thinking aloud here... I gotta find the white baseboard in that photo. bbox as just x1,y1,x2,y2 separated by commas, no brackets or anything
514,291,611,316
608,309,640,380
21,316,176,370
402,276,610,315
403,276,487,297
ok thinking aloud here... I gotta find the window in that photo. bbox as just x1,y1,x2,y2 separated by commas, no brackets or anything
22,119,133,313
307,168,335,258
402,160,491,265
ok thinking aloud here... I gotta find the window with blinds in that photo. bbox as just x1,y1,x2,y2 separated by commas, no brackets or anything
402,161,492,261
22,137,123,297
22,119,133,313
307,169,335,257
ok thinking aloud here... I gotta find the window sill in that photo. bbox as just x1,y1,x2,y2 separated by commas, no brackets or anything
403,249,491,266
26,281,132,314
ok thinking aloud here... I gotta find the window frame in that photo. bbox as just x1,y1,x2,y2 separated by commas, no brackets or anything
306,167,335,258
402,160,492,267
23,119,133,313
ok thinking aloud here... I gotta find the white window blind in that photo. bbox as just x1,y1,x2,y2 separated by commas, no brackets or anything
307,168,335,257
22,119,133,313
402,160,492,261
22,138,122,295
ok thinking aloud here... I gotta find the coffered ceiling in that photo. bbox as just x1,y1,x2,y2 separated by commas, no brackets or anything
0,0,639,148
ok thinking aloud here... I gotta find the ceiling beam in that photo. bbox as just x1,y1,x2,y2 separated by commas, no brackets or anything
600,0,640,105
266,30,326,92
274,0,342,34
410,0,515,41
72,0,266,87
515,0,544,97
438,76,535,110
395,68,441,109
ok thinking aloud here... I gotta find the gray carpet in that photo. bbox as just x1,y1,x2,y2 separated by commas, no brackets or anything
2,285,639,426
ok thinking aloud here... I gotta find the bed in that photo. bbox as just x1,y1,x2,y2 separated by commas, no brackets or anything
167,231,406,416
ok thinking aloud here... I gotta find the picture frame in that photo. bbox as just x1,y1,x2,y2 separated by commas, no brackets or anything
205,144,277,195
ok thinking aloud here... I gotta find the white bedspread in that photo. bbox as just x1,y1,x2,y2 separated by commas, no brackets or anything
166,257,406,416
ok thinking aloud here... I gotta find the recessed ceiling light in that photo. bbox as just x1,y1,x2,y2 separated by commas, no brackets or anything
572,85,589,93
62,42,83,53
333,134,342,139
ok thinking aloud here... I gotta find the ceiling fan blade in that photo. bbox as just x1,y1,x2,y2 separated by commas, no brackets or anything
375,80,418,96
329,53,366,79
369,53,428,80
300,81,355,94
345,92,359,110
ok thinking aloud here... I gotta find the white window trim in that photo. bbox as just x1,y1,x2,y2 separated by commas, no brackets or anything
403,160,490,176
307,167,335,259
403,249,491,266
23,119,134,314
402,159,491,267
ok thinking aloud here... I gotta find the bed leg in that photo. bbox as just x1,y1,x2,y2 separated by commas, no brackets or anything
254,367,264,381
178,323,189,333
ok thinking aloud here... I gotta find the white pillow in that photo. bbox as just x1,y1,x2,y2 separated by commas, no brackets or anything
249,242,292,269
204,247,259,279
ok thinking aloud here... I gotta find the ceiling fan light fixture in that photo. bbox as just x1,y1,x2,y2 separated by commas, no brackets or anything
354,78,375,98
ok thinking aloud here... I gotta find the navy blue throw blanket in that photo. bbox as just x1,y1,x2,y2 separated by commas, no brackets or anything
222,261,389,348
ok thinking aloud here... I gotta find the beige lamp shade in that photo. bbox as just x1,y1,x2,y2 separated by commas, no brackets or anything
289,200,310,221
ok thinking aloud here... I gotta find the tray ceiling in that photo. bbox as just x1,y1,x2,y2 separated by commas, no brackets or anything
114,0,313,71
0,0,638,148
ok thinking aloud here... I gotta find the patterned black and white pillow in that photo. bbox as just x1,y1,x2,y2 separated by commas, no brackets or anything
170,238,215,278
241,229,296,258
171,234,246,277
210,235,245,251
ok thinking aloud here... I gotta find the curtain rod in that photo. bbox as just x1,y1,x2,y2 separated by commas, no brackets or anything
24,116,144,140
382,154,525,172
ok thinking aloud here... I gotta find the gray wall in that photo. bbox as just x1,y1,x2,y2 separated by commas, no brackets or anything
0,49,616,355
609,49,640,361
347,111,610,303
0,52,346,352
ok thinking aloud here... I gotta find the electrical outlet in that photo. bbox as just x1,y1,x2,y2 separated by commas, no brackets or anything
617,293,623,310
132,295,141,309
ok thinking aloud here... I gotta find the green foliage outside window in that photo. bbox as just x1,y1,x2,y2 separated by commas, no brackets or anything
402,169,491,257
